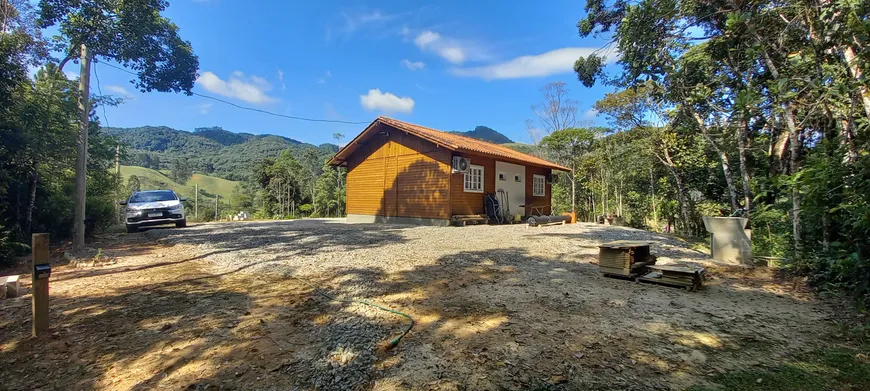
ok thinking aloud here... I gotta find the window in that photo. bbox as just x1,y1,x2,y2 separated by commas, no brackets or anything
533,174,546,197
514,175,522,183
464,165,484,193
498,172,506,181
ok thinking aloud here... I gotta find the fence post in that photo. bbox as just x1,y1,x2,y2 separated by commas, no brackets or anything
31,233,51,337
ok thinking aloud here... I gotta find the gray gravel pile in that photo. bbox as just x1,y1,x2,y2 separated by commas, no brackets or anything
282,307,389,391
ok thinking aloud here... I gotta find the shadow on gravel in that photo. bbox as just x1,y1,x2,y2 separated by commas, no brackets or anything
147,220,413,257
0,235,837,391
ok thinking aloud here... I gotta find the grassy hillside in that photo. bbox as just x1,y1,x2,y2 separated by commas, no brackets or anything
119,165,240,200
502,142,539,155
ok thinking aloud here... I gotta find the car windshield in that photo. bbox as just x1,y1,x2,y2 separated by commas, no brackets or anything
130,191,177,203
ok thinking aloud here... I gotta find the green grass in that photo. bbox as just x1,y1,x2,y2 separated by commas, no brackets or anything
119,165,240,200
688,348,870,391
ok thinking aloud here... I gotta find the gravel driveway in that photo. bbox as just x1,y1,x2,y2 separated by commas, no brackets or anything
138,219,835,391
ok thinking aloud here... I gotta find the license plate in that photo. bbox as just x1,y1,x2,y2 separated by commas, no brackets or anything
147,212,163,218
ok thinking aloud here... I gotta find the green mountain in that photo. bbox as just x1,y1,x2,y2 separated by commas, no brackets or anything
106,126,338,181
452,126,514,144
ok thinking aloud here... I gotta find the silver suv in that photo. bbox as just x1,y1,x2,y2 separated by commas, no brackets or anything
121,190,187,233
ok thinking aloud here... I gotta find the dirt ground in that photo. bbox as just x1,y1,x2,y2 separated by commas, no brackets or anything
0,220,855,390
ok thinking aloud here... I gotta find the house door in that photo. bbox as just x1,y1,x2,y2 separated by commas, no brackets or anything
495,161,525,218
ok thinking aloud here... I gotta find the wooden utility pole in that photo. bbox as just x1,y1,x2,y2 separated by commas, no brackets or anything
194,183,198,219
115,143,121,223
31,233,50,337
214,195,219,220
73,44,91,248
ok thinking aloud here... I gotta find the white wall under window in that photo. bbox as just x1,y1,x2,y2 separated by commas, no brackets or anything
464,165,484,193
533,174,546,197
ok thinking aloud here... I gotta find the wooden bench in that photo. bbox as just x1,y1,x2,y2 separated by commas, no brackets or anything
451,214,490,227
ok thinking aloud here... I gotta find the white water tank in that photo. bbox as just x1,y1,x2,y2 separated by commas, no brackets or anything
702,217,752,266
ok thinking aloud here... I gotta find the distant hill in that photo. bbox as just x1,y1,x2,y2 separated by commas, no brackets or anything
452,126,514,144
106,126,338,181
502,142,539,155
120,165,240,200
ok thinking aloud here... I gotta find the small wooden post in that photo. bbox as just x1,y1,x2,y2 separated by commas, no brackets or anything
31,233,50,337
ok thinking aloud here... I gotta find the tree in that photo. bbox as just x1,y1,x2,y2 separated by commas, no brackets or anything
540,128,595,213
38,0,199,248
170,159,192,184
531,82,578,134
126,175,140,196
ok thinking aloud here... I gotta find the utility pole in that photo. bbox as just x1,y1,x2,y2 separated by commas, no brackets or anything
194,183,198,219
214,195,219,221
73,44,91,249
115,143,120,223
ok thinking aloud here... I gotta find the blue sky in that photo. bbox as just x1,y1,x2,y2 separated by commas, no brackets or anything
82,0,616,145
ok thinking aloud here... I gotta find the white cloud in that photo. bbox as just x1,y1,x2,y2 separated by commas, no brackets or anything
198,103,213,114
400,59,425,71
412,30,485,65
64,70,79,80
277,69,286,90
104,85,133,97
450,47,617,80
327,9,395,40
359,89,415,113
584,108,599,119
196,71,276,104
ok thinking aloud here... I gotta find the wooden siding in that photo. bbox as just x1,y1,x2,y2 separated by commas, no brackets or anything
346,131,451,219
449,153,496,215
449,152,553,216
525,165,553,215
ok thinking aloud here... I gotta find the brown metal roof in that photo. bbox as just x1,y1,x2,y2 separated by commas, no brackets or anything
329,116,570,171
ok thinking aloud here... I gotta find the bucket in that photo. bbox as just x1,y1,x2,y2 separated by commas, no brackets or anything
561,212,577,224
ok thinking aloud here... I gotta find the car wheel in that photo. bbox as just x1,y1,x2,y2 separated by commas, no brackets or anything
176,219,187,228
126,224,138,233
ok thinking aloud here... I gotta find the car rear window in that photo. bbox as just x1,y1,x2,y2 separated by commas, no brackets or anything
130,191,178,203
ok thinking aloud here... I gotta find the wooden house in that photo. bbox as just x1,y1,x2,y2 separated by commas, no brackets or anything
328,117,570,225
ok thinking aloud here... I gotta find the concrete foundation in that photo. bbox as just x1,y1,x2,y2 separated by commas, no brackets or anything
346,214,450,226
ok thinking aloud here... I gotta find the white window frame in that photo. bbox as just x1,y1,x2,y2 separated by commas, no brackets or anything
533,174,546,197
464,165,484,193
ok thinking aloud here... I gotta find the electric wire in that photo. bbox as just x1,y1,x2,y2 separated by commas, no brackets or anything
96,61,367,125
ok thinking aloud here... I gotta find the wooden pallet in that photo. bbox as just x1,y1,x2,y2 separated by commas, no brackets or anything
636,264,706,291
598,241,655,278
451,214,490,226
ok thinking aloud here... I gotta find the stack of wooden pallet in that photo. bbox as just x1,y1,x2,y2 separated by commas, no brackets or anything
598,241,657,278
598,241,706,291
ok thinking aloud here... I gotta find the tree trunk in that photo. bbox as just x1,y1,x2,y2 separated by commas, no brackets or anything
74,44,91,248
736,119,752,214
842,46,870,118
786,105,802,254
570,175,576,213
24,166,38,234
650,168,658,229
692,112,738,212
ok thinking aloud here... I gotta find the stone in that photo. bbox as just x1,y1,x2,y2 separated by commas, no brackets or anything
2,275,21,298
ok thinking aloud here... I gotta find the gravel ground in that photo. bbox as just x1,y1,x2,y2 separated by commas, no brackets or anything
145,219,709,279
136,219,837,391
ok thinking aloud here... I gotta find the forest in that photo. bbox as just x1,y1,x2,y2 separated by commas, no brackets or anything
537,0,869,306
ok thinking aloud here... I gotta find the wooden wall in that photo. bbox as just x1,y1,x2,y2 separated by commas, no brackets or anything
449,152,553,216
450,153,496,215
524,165,553,215
346,129,452,219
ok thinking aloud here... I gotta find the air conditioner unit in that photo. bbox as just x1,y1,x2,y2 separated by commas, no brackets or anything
547,173,558,184
452,156,470,173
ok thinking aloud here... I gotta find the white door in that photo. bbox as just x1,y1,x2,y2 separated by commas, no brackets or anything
495,161,526,217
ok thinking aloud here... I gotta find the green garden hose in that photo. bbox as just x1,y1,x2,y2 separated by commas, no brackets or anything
298,279,414,348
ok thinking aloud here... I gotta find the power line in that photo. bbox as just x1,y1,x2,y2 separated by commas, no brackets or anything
93,61,110,128
96,61,367,125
